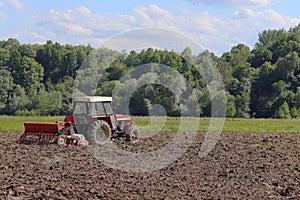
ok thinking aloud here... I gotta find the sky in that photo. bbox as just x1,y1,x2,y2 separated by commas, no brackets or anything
0,0,299,55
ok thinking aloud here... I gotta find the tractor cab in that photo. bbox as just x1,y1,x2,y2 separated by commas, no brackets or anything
73,96,113,116
73,96,117,128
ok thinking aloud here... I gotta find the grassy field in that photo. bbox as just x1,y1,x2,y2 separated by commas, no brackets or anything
0,116,64,131
134,117,300,132
1,115,300,132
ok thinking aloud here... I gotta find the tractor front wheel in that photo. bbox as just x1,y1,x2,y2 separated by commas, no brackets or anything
126,126,140,142
88,120,111,145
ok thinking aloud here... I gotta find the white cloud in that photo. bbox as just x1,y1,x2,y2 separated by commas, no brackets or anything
19,30,46,44
76,6,90,16
233,9,257,18
184,0,271,8
225,8,300,52
24,30,45,40
134,4,176,28
50,8,74,21
262,9,300,26
7,0,23,10
29,4,300,55
231,8,300,29
243,0,271,7
134,6,155,26
59,22,93,35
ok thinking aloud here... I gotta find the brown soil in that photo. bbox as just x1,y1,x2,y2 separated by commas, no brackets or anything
0,131,299,199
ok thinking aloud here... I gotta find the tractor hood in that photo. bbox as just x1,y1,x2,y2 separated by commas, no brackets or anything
115,114,132,122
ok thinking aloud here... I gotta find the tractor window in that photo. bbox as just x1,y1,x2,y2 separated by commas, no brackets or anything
93,102,106,115
103,102,113,115
73,102,87,115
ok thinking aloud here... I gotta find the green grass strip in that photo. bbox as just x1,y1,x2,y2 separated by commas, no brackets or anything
0,116,300,133
0,116,64,131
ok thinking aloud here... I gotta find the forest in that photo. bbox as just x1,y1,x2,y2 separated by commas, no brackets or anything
0,23,300,118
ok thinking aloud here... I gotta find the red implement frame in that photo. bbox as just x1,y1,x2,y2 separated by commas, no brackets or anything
20,122,64,144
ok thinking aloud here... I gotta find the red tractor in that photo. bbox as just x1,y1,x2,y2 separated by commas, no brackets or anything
19,96,139,145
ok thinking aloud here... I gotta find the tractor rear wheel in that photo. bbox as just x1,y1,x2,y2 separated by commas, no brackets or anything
88,120,111,145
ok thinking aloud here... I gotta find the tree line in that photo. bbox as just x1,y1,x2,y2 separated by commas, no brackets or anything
0,23,300,118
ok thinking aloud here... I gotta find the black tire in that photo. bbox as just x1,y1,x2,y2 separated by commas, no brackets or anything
126,126,139,142
87,120,111,145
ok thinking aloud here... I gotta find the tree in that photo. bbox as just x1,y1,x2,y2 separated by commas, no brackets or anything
12,56,44,93
61,50,77,79
275,101,291,119
235,93,251,118
255,29,288,63
0,23,299,118
0,69,14,112
230,43,251,66
19,44,36,58
217,53,233,88
250,62,275,118
290,107,299,118
1,38,20,50
125,50,140,67
36,41,64,85
8,50,21,76
96,80,118,97
36,90,63,115
226,92,236,117
50,76,75,114
294,87,300,108
6,85,28,115
0,48,10,69
180,47,193,63
273,52,299,83
249,46,273,68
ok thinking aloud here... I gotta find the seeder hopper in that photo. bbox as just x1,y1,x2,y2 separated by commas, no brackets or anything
19,122,88,145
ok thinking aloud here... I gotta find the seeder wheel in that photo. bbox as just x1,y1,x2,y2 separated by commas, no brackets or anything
19,133,25,144
57,136,66,145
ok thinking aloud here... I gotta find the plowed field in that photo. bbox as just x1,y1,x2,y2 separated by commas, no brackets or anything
0,131,299,199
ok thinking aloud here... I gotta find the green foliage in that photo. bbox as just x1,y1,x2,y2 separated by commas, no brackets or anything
249,46,272,68
0,23,300,117
290,107,299,118
0,48,10,68
0,69,14,112
235,93,251,118
225,92,236,117
6,85,28,115
275,101,291,119
19,56,44,93
36,90,63,115
51,76,75,114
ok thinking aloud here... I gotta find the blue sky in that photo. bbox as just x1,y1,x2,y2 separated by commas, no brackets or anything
0,0,299,55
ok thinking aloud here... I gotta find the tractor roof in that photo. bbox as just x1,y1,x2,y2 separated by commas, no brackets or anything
74,96,112,103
